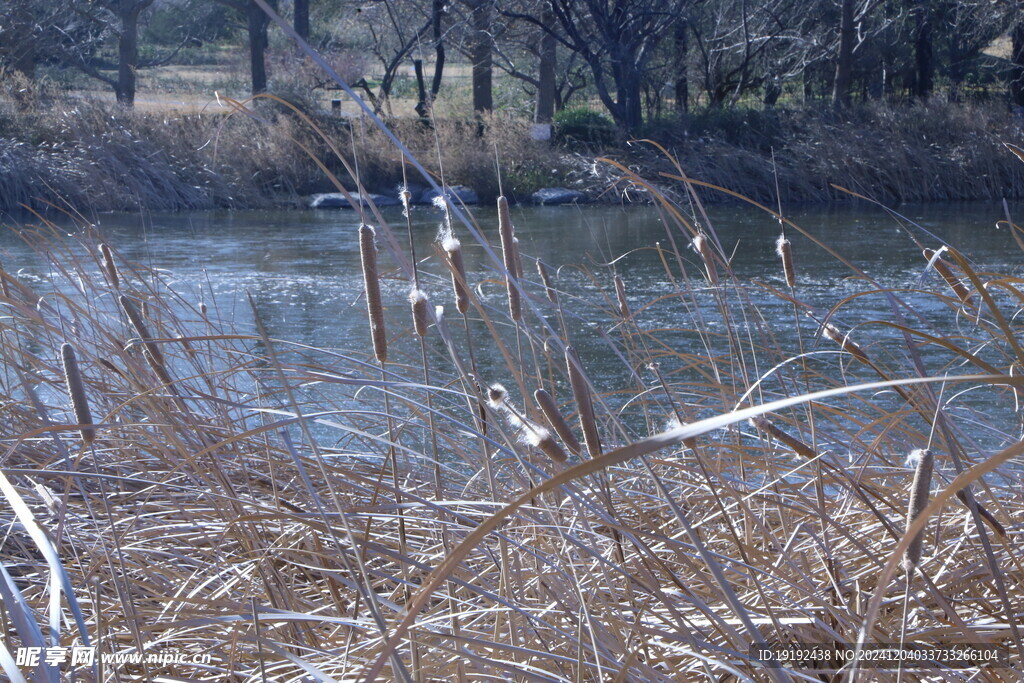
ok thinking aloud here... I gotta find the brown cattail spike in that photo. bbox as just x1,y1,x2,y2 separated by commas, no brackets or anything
410,288,430,337
820,321,869,362
904,448,934,570
120,295,165,367
536,259,557,303
923,248,969,303
749,415,815,459
614,274,630,319
775,234,795,289
61,343,95,445
120,295,173,385
526,426,567,463
693,232,718,285
497,196,521,320
359,224,388,363
565,346,601,458
442,234,470,314
534,389,581,455
99,243,119,290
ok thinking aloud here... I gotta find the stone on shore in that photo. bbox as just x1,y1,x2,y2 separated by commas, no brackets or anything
420,185,479,206
310,192,401,209
530,187,585,205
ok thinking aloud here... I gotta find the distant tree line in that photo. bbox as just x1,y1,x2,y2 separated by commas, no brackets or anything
3,0,1024,133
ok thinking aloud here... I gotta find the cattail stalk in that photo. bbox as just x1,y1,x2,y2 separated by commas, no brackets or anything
693,232,718,285
0,259,10,299
61,343,95,445
923,248,969,303
410,288,430,337
904,449,934,570
442,235,470,314
534,389,581,455
359,224,387,363
565,346,601,458
775,234,795,289
99,243,119,290
498,196,521,320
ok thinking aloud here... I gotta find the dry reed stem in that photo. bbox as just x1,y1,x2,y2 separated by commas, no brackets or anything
614,274,630,319
100,243,119,289
61,343,95,445
775,234,795,288
565,346,601,458
410,288,430,337
498,196,521,320
359,224,388,363
923,248,970,303
904,448,934,570
534,389,582,455
0,259,9,299
693,232,718,285
442,234,470,314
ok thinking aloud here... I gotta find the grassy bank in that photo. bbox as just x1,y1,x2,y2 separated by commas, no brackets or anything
3,98,1024,214
1,158,1022,679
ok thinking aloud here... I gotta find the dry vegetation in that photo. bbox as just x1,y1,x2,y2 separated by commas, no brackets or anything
2,143,1024,680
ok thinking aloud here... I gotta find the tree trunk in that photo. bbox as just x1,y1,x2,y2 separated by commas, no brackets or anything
115,1,152,106
913,4,932,100
247,0,270,95
469,0,492,114
1011,23,1024,108
535,5,556,123
430,0,445,99
832,0,854,107
674,17,688,114
294,0,309,42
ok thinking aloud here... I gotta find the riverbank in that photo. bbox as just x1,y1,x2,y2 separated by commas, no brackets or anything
2,98,1024,214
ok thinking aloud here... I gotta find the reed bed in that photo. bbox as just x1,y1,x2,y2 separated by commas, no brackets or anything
1,165,1023,682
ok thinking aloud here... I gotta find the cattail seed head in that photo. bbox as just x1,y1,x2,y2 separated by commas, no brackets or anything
614,274,630,319
534,388,581,455
565,346,601,458
199,301,208,316
923,248,969,303
536,259,557,303
442,234,470,314
487,383,507,408
820,320,869,362
61,343,95,445
409,288,430,337
359,224,388,363
904,448,934,570
497,196,521,320
399,186,413,215
693,232,718,285
99,243,119,290
775,234,795,289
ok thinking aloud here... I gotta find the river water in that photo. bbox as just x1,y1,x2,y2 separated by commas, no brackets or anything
3,201,1021,448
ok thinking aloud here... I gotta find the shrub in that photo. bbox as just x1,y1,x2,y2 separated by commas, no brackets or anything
554,107,618,146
